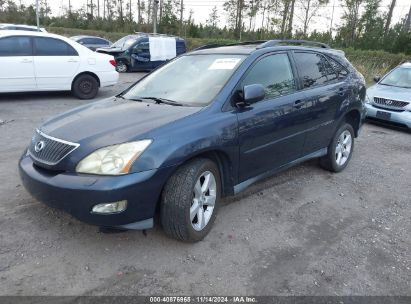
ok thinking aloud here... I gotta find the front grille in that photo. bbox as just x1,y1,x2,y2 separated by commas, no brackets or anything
28,129,79,166
373,97,409,109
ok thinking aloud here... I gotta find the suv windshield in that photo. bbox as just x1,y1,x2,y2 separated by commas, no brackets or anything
380,67,411,88
112,36,136,50
122,54,246,106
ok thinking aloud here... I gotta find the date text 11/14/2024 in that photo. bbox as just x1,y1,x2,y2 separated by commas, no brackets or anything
149,296,257,303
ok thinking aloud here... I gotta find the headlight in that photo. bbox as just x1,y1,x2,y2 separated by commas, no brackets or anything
76,140,152,175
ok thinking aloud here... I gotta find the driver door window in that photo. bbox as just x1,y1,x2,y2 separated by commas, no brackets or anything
241,53,296,100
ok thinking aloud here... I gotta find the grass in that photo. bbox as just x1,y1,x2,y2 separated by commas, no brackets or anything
344,49,409,84
47,26,410,84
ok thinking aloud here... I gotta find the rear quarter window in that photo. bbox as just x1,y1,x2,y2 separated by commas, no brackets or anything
326,56,349,79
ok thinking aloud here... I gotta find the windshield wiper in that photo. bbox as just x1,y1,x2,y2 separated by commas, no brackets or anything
139,97,183,106
116,95,184,105
116,95,144,102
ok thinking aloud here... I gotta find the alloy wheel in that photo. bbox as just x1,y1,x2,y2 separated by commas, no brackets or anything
116,63,127,73
190,171,217,231
335,130,352,166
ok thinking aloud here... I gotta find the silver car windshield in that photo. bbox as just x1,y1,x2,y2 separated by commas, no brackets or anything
123,54,246,106
380,67,411,89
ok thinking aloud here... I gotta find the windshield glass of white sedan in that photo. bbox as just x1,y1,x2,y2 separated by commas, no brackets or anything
380,67,411,88
123,54,246,106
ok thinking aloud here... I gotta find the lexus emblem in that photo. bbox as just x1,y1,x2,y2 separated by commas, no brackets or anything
34,140,45,153
385,100,393,105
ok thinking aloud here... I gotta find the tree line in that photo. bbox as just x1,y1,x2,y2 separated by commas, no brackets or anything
0,0,410,54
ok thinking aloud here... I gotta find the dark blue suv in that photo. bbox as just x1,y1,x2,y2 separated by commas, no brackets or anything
96,34,186,72
19,40,366,242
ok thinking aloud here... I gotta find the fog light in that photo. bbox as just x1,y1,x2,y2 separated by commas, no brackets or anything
92,200,127,214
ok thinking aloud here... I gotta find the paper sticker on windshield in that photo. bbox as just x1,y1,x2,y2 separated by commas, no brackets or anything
208,58,241,70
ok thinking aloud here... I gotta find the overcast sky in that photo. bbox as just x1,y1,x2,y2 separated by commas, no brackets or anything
22,0,411,33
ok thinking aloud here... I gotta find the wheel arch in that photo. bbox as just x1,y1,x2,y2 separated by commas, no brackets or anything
71,71,101,89
344,109,361,137
192,150,235,197
164,149,236,199
116,58,131,71
154,149,235,218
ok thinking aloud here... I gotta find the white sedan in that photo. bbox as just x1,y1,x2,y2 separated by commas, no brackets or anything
0,31,119,99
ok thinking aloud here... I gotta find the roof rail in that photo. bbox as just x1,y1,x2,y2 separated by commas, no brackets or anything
192,39,331,52
192,43,226,51
258,39,330,49
193,40,268,51
227,40,268,46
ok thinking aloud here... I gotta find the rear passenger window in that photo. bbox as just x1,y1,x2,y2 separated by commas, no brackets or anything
327,57,349,79
0,36,32,56
294,52,339,88
34,37,78,56
242,53,296,99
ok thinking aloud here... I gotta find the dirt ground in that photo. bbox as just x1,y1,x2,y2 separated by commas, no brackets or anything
0,73,410,296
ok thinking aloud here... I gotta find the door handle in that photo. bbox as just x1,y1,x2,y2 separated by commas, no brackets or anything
20,59,32,63
293,99,305,109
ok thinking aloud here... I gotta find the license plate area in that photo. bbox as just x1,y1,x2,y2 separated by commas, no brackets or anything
376,111,391,121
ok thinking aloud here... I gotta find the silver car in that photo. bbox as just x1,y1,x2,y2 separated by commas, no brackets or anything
0,23,47,32
70,35,112,51
365,61,411,128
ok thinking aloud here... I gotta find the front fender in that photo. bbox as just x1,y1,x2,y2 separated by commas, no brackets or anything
129,108,239,180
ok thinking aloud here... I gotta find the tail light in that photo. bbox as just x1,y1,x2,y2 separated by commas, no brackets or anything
109,59,116,67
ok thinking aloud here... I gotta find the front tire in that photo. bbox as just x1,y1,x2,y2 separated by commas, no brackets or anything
320,123,355,172
160,158,221,242
72,74,99,100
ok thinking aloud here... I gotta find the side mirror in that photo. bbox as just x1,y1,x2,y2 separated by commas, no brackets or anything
241,84,265,105
373,75,381,83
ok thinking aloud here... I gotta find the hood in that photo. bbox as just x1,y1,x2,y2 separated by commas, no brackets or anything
40,97,202,147
367,84,411,102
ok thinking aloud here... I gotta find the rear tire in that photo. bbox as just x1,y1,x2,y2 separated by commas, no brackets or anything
116,61,128,73
320,123,355,172
72,74,99,100
160,158,221,242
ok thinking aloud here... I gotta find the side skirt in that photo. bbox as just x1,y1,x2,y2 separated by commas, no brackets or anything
233,148,327,195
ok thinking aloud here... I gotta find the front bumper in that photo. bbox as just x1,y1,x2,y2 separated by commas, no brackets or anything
19,155,175,228
365,103,411,128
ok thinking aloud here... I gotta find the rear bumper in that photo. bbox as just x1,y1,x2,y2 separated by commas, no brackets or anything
19,155,175,228
365,104,411,128
99,70,119,87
